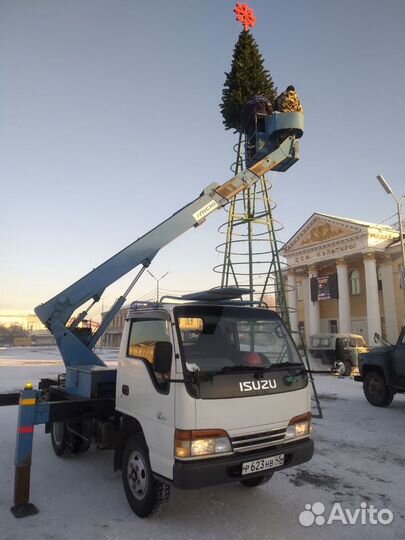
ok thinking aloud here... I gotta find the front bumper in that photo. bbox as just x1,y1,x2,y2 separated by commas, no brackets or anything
173,438,314,489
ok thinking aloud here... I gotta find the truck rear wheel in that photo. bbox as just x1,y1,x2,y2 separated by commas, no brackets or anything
122,434,170,518
51,421,71,456
51,421,91,456
240,472,274,487
364,370,394,407
343,360,352,377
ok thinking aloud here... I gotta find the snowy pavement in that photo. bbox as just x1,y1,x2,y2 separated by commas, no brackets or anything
0,347,404,540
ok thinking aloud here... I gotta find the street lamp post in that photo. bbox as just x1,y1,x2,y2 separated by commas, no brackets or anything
376,175,405,277
147,270,169,303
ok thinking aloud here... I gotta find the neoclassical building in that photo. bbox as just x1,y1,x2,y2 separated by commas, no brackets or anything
281,213,404,345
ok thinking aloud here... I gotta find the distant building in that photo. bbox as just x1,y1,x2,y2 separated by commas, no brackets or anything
31,330,56,346
281,213,404,345
0,313,45,332
26,314,46,332
100,307,131,348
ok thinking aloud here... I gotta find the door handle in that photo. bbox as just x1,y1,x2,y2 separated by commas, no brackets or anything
122,385,129,396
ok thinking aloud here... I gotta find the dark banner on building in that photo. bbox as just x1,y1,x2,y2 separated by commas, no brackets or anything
310,274,338,301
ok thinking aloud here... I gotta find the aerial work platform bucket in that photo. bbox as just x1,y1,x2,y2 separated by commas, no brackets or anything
248,111,304,171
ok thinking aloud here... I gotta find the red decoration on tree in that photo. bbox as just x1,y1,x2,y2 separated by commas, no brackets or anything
234,2,256,32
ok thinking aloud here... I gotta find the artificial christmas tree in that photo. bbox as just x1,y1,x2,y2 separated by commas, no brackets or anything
220,29,277,132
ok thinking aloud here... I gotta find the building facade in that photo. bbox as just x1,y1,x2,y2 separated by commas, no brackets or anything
281,213,404,345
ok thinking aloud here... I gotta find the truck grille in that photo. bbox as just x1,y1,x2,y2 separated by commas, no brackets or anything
231,427,286,453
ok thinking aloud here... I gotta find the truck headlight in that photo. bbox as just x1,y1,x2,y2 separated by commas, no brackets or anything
284,412,312,440
175,429,232,458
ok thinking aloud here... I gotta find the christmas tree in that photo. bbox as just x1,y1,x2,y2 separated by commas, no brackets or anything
220,29,277,132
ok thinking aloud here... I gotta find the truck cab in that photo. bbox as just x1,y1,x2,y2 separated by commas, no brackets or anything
115,298,313,516
309,332,368,376
355,327,405,407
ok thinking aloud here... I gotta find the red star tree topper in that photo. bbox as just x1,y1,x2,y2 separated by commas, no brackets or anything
234,2,256,31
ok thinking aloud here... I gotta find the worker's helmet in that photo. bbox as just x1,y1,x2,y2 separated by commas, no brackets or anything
243,352,265,366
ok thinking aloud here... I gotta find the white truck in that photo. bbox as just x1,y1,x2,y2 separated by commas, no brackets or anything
3,112,313,519
114,294,313,516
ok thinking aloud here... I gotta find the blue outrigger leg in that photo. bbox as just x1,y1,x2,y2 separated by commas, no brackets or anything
11,383,48,517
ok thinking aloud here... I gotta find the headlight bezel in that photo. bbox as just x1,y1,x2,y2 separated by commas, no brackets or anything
284,412,312,441
175,429,233,459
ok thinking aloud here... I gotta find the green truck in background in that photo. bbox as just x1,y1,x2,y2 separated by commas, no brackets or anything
355,327,405,407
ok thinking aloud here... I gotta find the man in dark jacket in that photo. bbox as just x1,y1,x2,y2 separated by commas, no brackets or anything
242,95,273,162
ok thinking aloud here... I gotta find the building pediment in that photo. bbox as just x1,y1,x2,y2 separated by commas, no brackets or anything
281,213,399,268
285,214,364,252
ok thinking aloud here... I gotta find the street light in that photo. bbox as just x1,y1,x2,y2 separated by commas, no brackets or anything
147,270,169,302
376,174,405,285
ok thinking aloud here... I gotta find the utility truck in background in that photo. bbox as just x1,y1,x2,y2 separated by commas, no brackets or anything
2,112,314,519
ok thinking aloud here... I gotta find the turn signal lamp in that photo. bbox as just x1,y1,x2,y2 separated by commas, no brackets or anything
175,429,232,459
284,412,312,441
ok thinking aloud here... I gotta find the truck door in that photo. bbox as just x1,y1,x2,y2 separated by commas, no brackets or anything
393,331,405,377
117,314,175,479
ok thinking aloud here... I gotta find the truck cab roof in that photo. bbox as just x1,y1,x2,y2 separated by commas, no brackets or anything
127,287,267,318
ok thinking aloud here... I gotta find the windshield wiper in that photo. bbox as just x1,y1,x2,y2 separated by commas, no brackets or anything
273,361,303,366
220,365,270,372
265,362,305,371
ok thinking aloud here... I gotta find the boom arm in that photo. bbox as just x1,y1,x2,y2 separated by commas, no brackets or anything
35,118,302,367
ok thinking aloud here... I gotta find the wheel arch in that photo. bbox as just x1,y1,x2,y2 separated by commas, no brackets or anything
114,414,144,471
362,363,387,380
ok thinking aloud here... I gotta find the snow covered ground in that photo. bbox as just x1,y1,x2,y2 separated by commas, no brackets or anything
0,347,404,540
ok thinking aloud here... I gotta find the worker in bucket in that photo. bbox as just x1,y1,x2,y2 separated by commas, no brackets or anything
274,85,303,113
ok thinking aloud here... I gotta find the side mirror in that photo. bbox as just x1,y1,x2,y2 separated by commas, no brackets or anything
153,341,173,374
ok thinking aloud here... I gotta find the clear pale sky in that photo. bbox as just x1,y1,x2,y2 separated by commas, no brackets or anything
1,0,404,317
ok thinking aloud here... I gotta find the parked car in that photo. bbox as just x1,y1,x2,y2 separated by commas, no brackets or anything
309,333,369,376
355,327,405,407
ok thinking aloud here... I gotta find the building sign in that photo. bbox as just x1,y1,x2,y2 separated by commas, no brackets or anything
292,242,358,265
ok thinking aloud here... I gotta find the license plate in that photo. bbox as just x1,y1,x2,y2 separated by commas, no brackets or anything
241,453,284,475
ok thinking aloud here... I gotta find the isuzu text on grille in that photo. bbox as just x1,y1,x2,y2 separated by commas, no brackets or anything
239,379,277,392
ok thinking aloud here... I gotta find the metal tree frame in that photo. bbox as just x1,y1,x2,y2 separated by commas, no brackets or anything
215,132,290,323
215,130,323,419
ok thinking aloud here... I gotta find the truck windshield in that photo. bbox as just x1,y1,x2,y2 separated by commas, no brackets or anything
174,305,302,374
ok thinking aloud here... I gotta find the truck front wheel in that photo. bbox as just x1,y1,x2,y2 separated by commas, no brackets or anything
122,434,170,518
364,370,394,407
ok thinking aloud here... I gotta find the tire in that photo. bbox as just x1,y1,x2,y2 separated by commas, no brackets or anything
343,360,352,377
51,421,71,456
51,420,91,456
240,472,274,487
122,434,170,518
363,370,394,407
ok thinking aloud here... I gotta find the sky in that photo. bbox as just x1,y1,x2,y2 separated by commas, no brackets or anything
1,0,404,319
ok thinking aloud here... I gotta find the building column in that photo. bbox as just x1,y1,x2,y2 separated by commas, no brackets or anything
336,258,351,333
302,275,310,344
363,253,382,344
307,265,320,338
380,256,399,343
286,270,298,337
